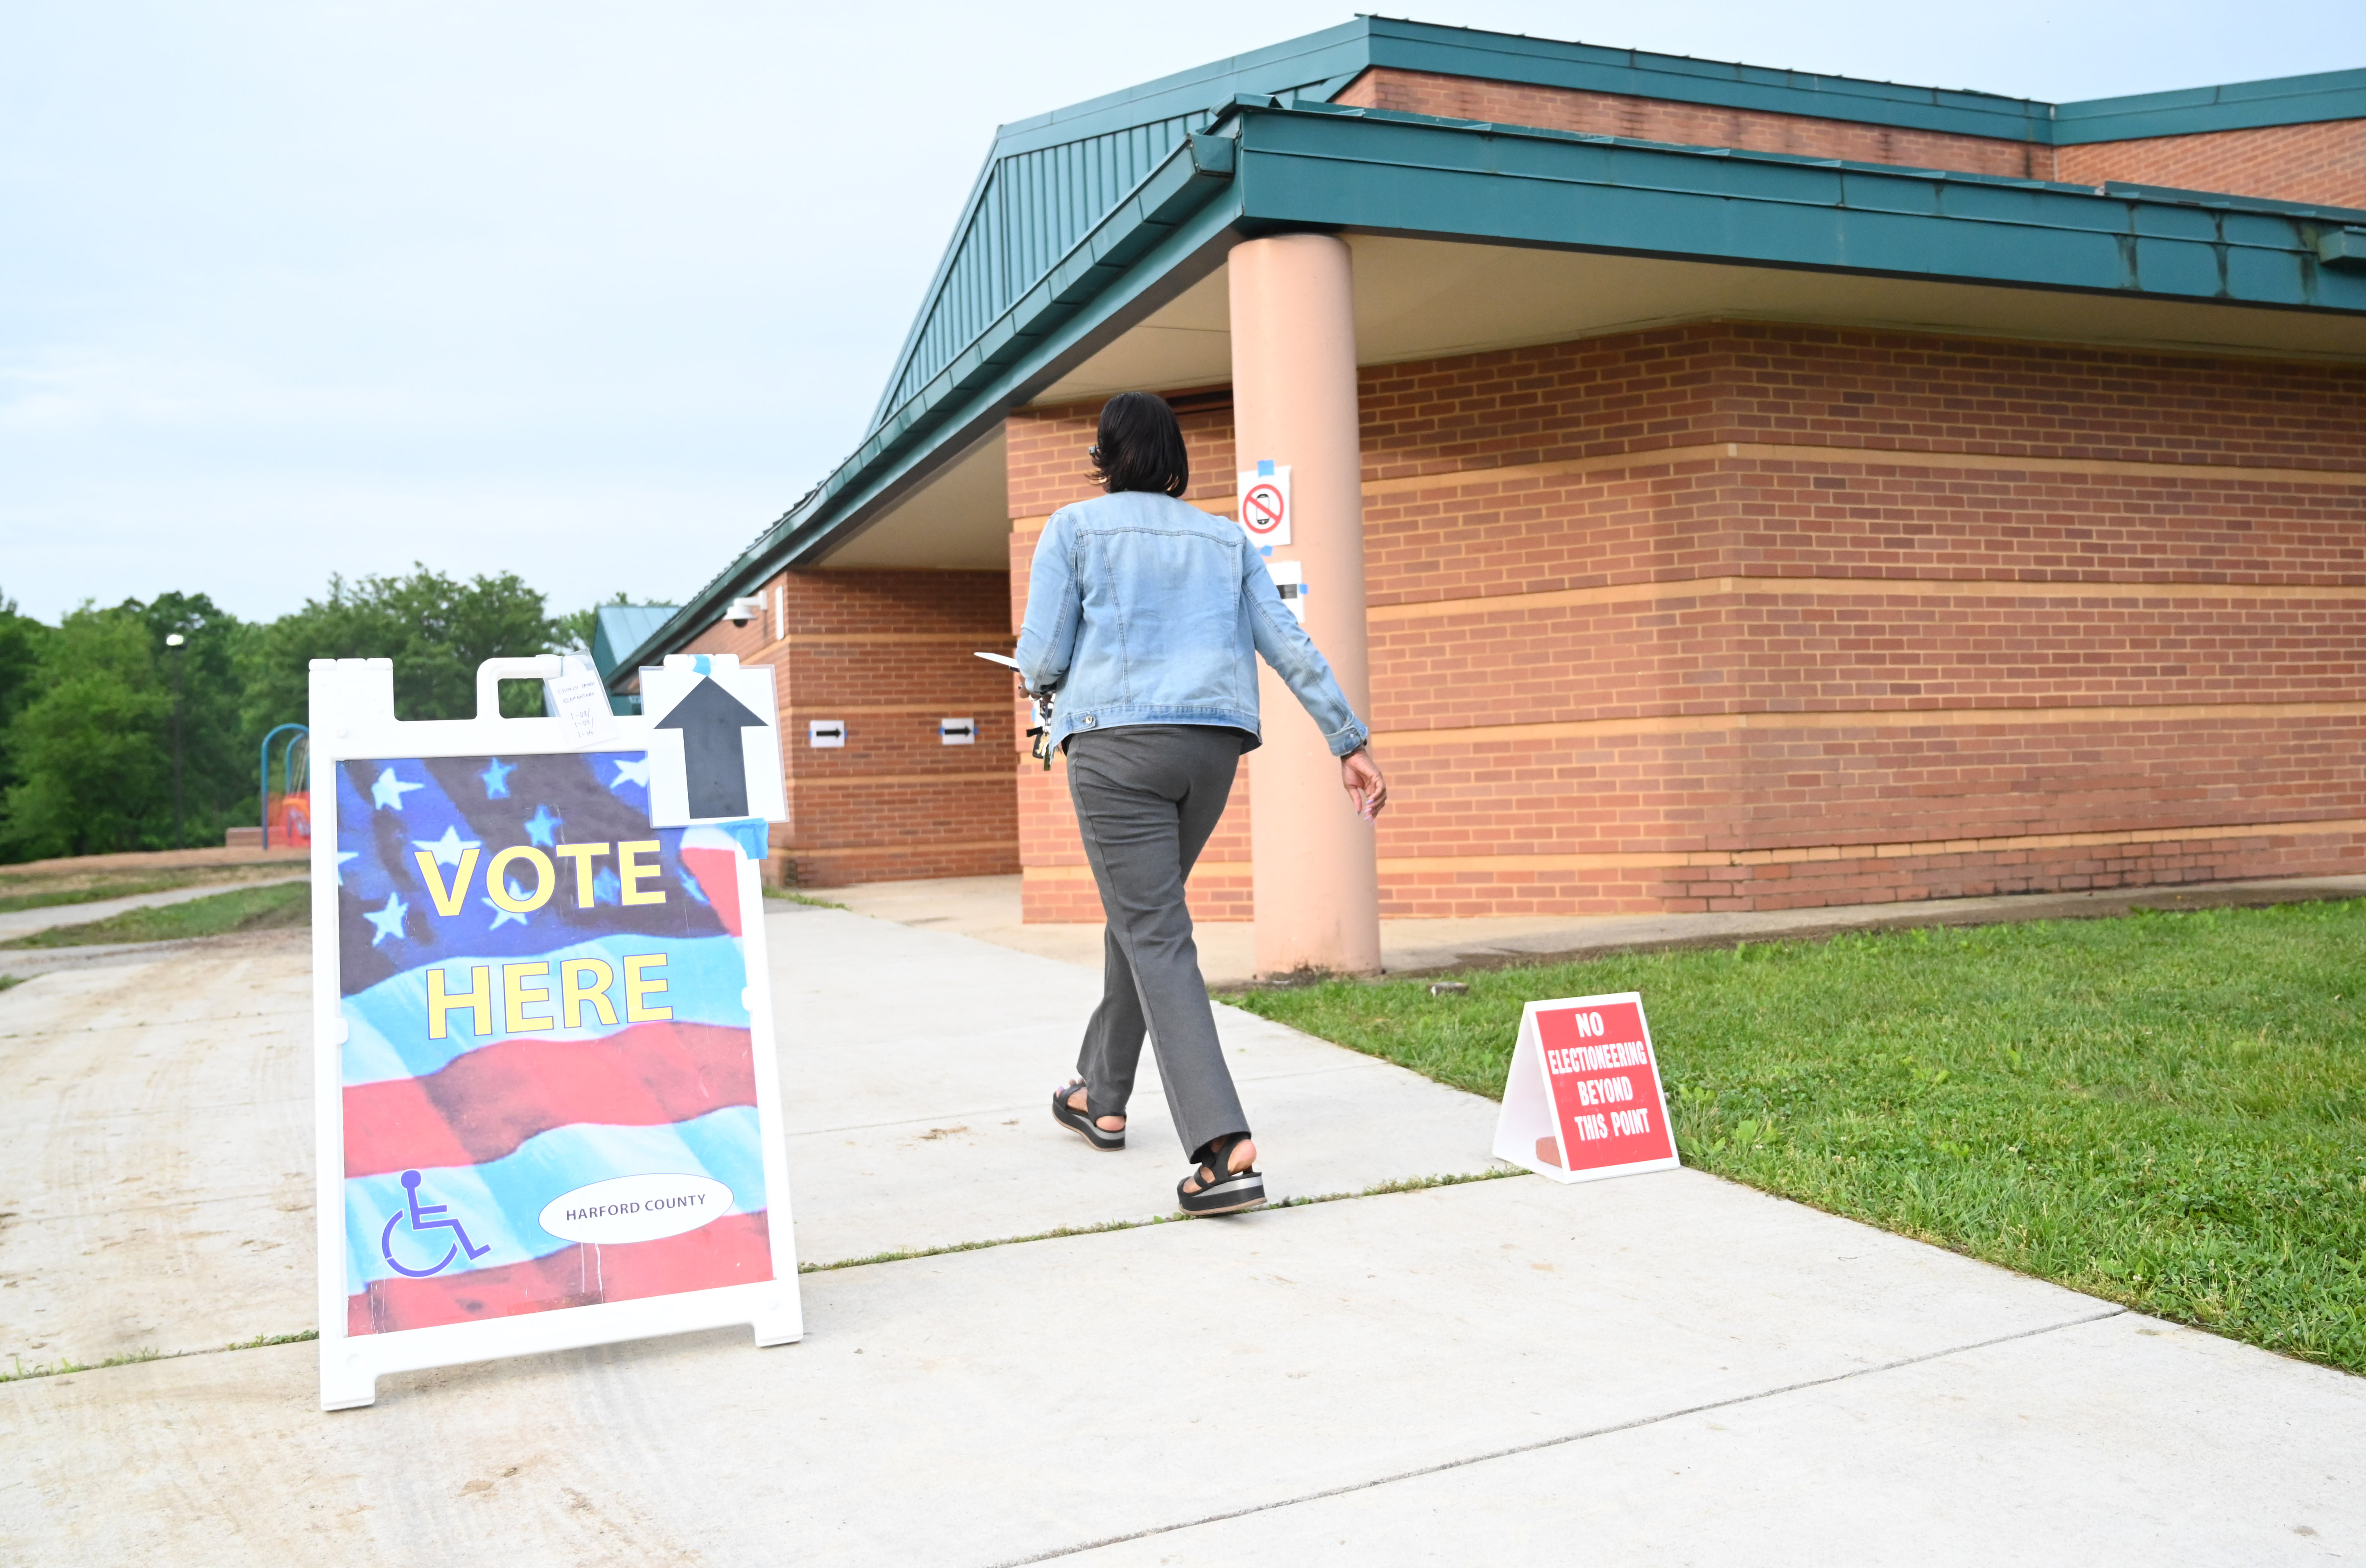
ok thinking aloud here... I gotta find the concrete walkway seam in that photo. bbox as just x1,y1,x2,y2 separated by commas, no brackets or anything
0,1006,306,1037
989,1303,2132,1568
0,1168,1535,1388
789,1061,1412,1142
799,1166,1529,1272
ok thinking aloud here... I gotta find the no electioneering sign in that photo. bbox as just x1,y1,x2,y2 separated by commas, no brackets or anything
1492,993,1679,1183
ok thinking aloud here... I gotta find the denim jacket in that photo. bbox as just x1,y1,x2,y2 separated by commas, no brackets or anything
1015,490,1371,757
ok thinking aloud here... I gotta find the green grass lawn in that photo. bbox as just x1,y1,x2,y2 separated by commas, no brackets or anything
1,880,310,948
0,869,224,915
0,877,186,915
0,861,301,916
761,887,847,909
1231,900,2366,1376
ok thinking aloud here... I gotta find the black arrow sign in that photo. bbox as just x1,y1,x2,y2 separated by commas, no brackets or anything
654,676,771,818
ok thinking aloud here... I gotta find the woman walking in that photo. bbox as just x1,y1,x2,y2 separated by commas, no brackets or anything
1015,391,1387,1215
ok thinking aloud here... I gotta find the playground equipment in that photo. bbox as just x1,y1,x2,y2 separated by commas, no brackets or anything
260,724,310,850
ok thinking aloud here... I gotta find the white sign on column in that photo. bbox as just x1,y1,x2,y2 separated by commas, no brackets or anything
1237,459,1292,548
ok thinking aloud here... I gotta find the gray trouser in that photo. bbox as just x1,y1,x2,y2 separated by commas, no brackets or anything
1066,724,1247,1161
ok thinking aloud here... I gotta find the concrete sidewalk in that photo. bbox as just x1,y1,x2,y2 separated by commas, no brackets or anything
819,873,2366,985
1,903,2359,1563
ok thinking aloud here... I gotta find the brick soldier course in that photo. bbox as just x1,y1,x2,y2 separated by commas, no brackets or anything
609,18,2366,958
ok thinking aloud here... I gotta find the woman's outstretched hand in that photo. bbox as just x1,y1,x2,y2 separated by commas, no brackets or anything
1342,747,1388,821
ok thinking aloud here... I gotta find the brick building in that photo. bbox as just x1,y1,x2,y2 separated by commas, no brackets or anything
607,18,2366,974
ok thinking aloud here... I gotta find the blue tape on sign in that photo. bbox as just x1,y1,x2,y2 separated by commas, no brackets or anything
719,818,770,860
1257,459,1275,476
693,655,713,676
1259,546,1272,557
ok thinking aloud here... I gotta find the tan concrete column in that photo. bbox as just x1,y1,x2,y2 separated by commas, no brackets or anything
1229,232,1380,977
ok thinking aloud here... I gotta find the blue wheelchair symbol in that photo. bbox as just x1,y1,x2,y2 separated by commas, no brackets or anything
380,1169,494,1279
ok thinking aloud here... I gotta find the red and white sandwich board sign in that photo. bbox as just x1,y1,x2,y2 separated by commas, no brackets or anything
1492,992,1679,1183
1236,464,1292,546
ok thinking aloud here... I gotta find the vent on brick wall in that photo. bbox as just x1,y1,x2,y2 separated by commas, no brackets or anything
1164,385,1234,418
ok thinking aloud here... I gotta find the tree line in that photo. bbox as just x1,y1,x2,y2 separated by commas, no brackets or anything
0,566,649,862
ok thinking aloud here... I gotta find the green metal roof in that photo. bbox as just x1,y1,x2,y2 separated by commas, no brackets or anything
591,604,679,680
610,20,2366,689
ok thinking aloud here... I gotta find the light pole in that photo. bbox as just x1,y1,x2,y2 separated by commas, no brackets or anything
164,632,186,850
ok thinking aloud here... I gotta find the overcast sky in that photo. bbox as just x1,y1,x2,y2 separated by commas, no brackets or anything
6,1,2362,625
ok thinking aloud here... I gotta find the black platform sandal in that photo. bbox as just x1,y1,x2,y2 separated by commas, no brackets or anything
1051,1080,1125,1151
1178,1132,1265,1216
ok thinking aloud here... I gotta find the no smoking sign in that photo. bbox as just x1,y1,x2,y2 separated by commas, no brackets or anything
1236,462,1292,546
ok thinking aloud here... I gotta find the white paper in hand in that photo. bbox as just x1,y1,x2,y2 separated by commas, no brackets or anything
549,654,622,747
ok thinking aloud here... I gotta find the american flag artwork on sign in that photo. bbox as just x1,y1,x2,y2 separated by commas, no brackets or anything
333,748,771,1336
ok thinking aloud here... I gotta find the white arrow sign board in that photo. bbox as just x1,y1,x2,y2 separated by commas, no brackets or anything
641,655,788,830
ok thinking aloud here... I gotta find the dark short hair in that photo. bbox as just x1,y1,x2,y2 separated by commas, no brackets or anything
1090,391,1190,498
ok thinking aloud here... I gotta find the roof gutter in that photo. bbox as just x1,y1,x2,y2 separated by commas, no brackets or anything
1226,99,2366,299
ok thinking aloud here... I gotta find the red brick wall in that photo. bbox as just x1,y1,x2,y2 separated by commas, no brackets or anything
1335,67,2366,209
1007,325,2366,920
1378,712,2365,916
1333,67,2047,179
1354,325,2366,477
2057,119,2366,210
680,569,1019,887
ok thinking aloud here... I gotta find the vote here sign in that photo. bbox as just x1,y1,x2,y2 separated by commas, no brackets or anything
1491,993,1679,1184
310,653,798,1410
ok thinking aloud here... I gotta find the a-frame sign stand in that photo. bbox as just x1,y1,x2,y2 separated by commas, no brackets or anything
311,653,798,1409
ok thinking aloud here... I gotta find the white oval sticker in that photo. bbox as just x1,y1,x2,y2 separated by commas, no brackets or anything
538,1174,734,1245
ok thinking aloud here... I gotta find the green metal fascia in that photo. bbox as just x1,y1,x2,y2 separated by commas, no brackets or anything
2093,179,2366,224
984,18,2365,163
1359,17,2053,143
606,141,1243,685
988,20,1370,157
1233,105,2366,313
2054,67,2366,144
1354,20,2366,146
